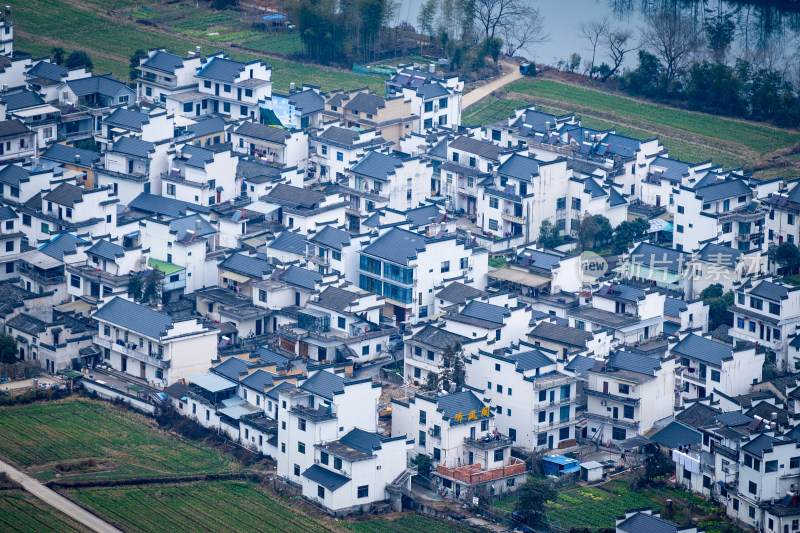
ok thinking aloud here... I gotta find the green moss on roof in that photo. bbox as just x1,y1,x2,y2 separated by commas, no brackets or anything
148,258,184,275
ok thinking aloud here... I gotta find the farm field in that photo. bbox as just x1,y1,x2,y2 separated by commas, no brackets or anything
345,514,482,532
462,97,531,127
0,490,90,532
0,398,238,481
507,77,800,176
13,0,385,92
69,480,336,533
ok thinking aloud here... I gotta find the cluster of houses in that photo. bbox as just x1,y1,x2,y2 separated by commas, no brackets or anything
3,11,800,524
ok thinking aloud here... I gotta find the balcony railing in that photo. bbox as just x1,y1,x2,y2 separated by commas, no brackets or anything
290,404,336,422
533,417,576,433
585,389,640,406
501,212,525,225
464,435,514,450
532,375,575,390
716,444,739,460
93,335,170,369
585,412,640,429
436,457,526,484
18,264,64,285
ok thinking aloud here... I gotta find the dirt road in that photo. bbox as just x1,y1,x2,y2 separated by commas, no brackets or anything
0,459,123,533
462,61,523,109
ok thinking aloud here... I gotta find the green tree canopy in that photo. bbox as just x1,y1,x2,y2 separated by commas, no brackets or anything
64,50,93,71
537,219,563,249
0,334,17,365
514,478,557,524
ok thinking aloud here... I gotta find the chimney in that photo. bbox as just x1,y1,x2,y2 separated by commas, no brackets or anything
195,219,201,230
195,45,201,55
75,154,80,163
289,82,296,93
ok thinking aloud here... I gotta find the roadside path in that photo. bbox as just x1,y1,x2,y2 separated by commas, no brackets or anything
0,459,124,533
462,61,523,109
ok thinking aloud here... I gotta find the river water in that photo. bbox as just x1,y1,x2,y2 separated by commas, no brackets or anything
393,0,800,69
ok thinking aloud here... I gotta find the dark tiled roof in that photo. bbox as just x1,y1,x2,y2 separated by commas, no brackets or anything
404,205,441,228
287,89,324,116
212,357,253,381
435,282,486,305
282,265,322,290
41,144,101,166
672,334,732,367
39,233,88,261
180,145,215,169
696,242,742,268
0,119,30,139
309,226,350,251
750,280,791,302
564,354,596,374
266,380,295,401
650,421,702,449
87,240,124,261
169,215,215,239
629,242,689,274
362,228,427,265
301,370,347,400
240,369,275,391
317,126,360,145
265,184,324,209
410,325,469,350
436,390,488,424
509,349,555,371
596,283,645,303
196,57,249,83
237,158,282,183
0,206,16,221
350,151,404,181
746,402,790,428
27,61,69,82
112,136,154,158
0,164,29,187
219,253,272,279
695,179,751,202
449,136,504,160
342,92,385,114
529,321,592,347
269,230,307,255
141,51,184,74
66,74,131,98
459,300,509,325
664,297,688,318
92,297,175,339
715,411,753,426
4,90,45,111
338,428,386,456
105,108,149,130
617,512,679,533
742,433,781,457
7,313,47,335
128,193,206,217
676,402,721,429
43,183,84,207
234,122,289,144
253,346,289,371
314,286,359,313
605,351,661,376
185,116,226,139
517,248,561,271
302,464,349,491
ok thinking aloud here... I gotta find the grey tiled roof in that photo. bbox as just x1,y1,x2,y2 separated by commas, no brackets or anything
169,215,216,239
268,230,306,255
404,205,441,227
696,242,742,268
112,136,154,158
41,144,101,166
66,75,132,98
0,206,16,221
449,136,504,160
342,92,385,114
564,354,596,374
0,119,30,139
350,151,404,181
212,356,253,381
742,433,781,457
605,350,661,376
0,164,29,187
416,82,450,99
436,390,488,424
338,428,386,456
265,184,324,209
196,57,249,83
141,51,184,74
617,512,680,533
517,248,561,271
283,265,322,290
675,402,721,429
410,325,469,350
459,300,509,325
435,282,486,305
317,126,361,145
266,380,294,400
609,186,627,207
180,145,215,169
219,253,272,279
663,297,687,318
4,90,45,111
87,240,124,261
301,370,346,400
302,464,349,491
650,421,702,449
253,346,289,371
309,226,350,251
92,296,174,339
240,369,275,391
237,159,282,183
128,193,207,217
314,286,359,313
7,313,47,335
672,334,732,367
529,321,592,347
234,121,290,144
287,89,324,116
362,228,427,265
695,179,751,202
510,349,555,371
105,108,149,130
185,116,226,139
27,61,69,82
497,153,539,182
629,242,689,274
750,280,791,302
39,233,88,261
43,183,84,207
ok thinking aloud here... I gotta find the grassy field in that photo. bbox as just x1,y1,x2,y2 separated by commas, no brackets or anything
493,478,736,533
506,77,800,175
345,514,481,532
69,480,336,533
0,398,237,481
13,0,385,92
462,97,531,127
0,490,90,532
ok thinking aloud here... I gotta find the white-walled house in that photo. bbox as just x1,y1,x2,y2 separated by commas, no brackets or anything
231,121,308,169
687,242,764,299
66,238,146,306
162,145,239,207
585,350,677,443
385,67,462,132
443,295,532,351
91,296,217,386
308,125,388,184
673,333,764,403
136,49,204,106
194,55,272,120
465,344,581,451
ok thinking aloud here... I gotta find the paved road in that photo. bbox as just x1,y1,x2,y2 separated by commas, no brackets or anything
0,459,124,533
462,61,523,109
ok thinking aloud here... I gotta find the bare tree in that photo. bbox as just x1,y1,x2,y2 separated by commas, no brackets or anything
578,17,611,75
470,0,526,40
602,28,637,80
641,11,704,85
500,7,549,57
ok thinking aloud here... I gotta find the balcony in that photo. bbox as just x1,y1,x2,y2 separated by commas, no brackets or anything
532,374,575,390
539,396,578,408
464,434,514,450
290,404,336,422
96,166,148,183
18,264,65,285
681,369,707,386
436,457,526,485
93,335,171,369
501,212,525,225
585,412,640,429
533,417,576,433
736,232,763,242
586,389,640,406
138,72,178,89
308,254,329,266
716,443,739,461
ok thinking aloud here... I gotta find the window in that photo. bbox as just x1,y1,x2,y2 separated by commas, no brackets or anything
508,428,516,441
357,485,369,498
676,225,684,233
183,102,193,113
70,274,81,288
432,424,441,438
497,384,503,393
452,152,459,163
297,442,305,454
538,433,547,446
4,263,12,274
204,80,211,89
766,460,778,473
318,485,325,499
751,297,763,310
496,405,502,414
612,427,626,440
336,152,343,161
4,241,11,252
166,183,176,195
488,219,498,231
769,302,780,315
677,205,684,214
481,419,489,431
223,102,230,113
749,481,758,495
739,195,747,203
538,411,546,423
334,457,342,470
362,345,369,356
572,198,581,210
440,261,450,273
419,430,426,447
469,156,476,168
338,317,346,329
439,97,448,109
791,457,800,469
22,214,30,226
494,449,503,462
41,223,49,234
433,447,441,461
460,257,468,270
245,89,253,98
623,405,634,419
711,370,720,382
557,197,566,210
737,317,745,329
298,418,306,431
539,390,546,402
618,384,630,394
320,451,329,465
748,505,755,519
420,411,427,425
489,197,498,209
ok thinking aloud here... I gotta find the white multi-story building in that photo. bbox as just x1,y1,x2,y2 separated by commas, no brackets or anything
193,55,272,120
136,48,204,106
385,67,462,133
231,121,308,168
66,238,146,306
92,296,217,386
585,350,676,443
94,137,171,204
162,145,238,207
308,125,388,184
